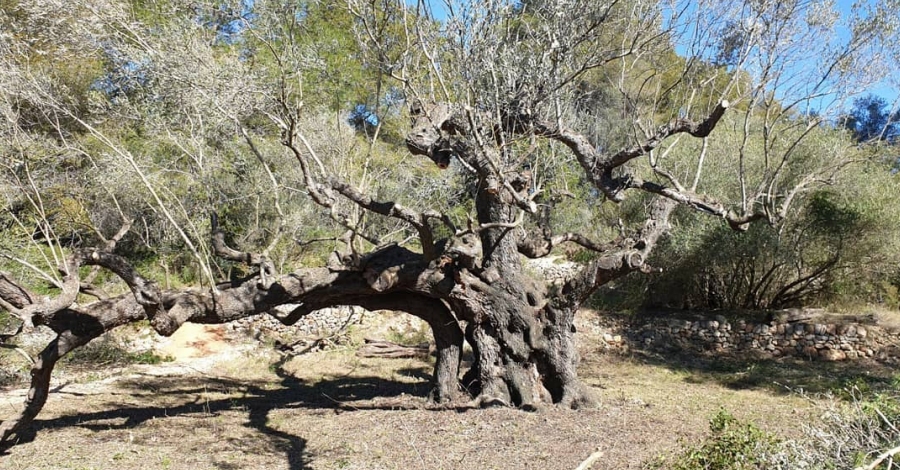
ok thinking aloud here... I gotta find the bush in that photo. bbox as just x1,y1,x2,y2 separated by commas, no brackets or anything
647,388,900,470
601,156,900,311
646,410,782,470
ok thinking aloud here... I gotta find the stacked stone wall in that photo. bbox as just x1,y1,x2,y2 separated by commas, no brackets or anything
229,305,374,338
597,312,900,363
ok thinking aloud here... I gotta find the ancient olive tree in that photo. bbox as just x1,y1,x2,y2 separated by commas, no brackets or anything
1,0,898,445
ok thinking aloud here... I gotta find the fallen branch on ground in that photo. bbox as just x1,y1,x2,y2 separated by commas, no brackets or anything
357,338,429,358
854,444,900,470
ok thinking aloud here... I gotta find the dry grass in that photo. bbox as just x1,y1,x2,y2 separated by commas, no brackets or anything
1,312,897,470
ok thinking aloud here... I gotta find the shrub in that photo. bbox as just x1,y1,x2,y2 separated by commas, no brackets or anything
648,388,900,470
646,409,782,470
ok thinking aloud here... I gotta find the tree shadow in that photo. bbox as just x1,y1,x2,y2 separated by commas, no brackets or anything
12,358,446,469
621,346,898,397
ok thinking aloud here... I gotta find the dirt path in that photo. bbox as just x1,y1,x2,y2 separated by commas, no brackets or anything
0,316,847,470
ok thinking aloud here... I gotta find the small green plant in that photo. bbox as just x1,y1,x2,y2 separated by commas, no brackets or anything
386,324,431,347
647,409,781,470
62,335,174,367
129,350,175,364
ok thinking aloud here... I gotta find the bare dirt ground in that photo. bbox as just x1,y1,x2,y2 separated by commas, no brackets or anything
1,312,895,470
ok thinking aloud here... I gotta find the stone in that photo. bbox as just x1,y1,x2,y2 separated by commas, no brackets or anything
857,327,867,339
820,349,846,361
802,346,818,357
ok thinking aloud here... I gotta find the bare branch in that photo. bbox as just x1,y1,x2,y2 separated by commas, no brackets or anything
854,444,900,470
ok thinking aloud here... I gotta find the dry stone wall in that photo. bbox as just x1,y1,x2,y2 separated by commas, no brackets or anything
600,312,900,363
228,305,374,339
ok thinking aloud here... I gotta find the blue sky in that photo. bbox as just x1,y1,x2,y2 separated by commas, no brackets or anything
835,0,898,102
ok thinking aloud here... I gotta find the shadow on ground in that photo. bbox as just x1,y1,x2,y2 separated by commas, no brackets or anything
621,346,898,397
12,360,446,470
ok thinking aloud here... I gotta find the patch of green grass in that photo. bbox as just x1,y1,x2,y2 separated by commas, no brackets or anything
62,335,173,368
386,326,431,347
0,311,18,332
637,350,898,399
129,350,175,364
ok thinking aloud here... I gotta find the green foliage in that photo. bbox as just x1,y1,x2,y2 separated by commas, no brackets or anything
647,410,782,470
599,125,900,310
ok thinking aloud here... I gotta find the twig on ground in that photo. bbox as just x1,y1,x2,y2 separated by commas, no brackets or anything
0,344,35,366
356,338,429,358
574,448,605,470
855,444,900,470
